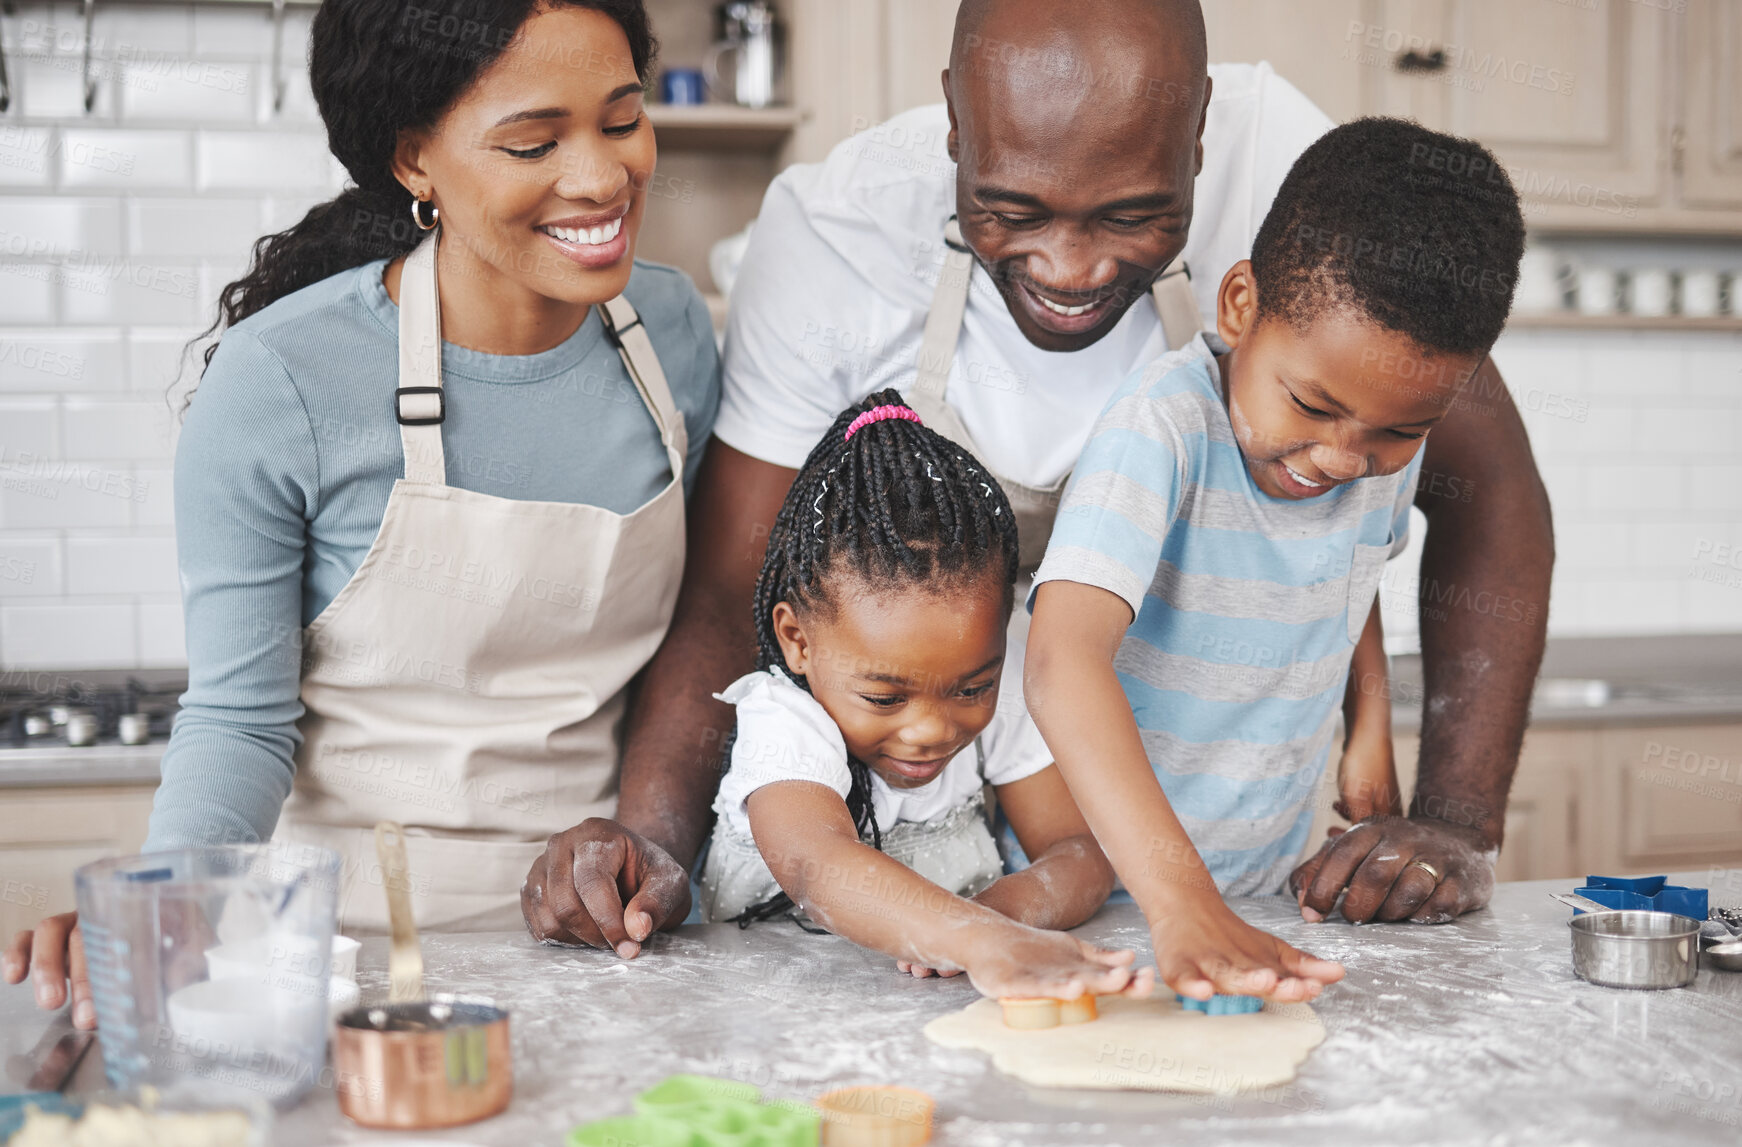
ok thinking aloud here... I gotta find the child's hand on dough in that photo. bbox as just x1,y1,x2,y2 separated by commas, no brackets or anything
1152,892,1343,1003
960,925,1155,1001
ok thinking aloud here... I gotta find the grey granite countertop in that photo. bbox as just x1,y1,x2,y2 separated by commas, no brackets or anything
1392,633,1742,731
8,870,1740,1146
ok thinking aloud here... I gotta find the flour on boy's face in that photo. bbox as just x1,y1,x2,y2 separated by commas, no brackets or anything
1220,304,1479,502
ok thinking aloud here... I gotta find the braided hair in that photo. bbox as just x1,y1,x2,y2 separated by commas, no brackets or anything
728,389,1020,927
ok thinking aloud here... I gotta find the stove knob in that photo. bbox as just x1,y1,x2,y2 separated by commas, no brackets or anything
118,713,151,745
65,712,98,747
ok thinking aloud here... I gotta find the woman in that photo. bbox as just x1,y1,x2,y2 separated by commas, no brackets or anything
4,0,717,1026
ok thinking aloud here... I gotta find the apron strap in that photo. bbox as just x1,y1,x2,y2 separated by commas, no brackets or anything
392,237,689,488
907,215,975,425
911,217,1205,425
1150,254,1202,350
396,233,448,486
600,295,689,482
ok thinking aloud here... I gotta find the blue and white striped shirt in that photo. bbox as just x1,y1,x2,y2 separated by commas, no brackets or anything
1032,334,1421,896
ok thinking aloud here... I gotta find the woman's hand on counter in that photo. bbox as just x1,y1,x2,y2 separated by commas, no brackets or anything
521,819,692,958
3,912,96,1030
1289,816,1498,925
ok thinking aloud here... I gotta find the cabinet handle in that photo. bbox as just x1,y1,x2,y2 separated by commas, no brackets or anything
1396,48,1448,74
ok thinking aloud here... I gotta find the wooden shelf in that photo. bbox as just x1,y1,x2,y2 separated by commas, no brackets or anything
1506,312,1742,333
647,105,805,151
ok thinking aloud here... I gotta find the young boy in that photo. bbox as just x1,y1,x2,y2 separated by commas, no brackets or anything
1025,117,1526,1003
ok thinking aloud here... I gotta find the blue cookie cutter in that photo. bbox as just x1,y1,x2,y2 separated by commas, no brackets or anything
1176,992,1264,1015
1572,875,1708,920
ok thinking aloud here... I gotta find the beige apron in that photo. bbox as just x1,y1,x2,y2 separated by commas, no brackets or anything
274,232,688,933
904,216,1204,571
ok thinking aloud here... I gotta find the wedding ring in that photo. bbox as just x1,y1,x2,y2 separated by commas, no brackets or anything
1406,858,1443,883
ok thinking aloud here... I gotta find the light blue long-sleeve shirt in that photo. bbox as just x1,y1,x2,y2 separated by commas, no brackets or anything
145,258,720,850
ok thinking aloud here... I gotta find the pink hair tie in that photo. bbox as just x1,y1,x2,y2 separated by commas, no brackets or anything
843,404,923,443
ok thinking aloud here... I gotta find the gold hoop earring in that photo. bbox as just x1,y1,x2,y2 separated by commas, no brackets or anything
411,196,440,231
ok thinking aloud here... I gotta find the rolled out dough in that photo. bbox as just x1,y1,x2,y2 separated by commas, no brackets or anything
924,994,1324,1093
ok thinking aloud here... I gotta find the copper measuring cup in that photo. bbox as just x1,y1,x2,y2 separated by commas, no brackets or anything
331,822,513,1129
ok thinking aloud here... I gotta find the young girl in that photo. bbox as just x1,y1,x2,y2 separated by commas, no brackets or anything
700,391,1152,1002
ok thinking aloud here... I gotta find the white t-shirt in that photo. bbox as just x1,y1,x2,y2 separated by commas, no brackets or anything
717,63,1335,488
711,669,1052,837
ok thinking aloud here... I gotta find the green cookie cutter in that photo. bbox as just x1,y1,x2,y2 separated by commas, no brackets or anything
567,1075,821,1147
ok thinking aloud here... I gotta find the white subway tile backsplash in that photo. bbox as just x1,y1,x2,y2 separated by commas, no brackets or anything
17,56,110,119
1580,337,1668,398
0,197,124,257
1684,466,1742,512
120,60,255,123
1635,406,1737,458
261,193,330,233
137,597,186,665
1568,404,1639,455
60,259,202,325
0,264,57,323
90,5,195,55
196,129,340,191
126,328,201,393
0,463,134,530
0,126,56,188
1554,520,1630,572
1684,577,1742,631
66,534,178,595
0,330,124,391
1584,464,1686,513
0,398,59,457
267,67,321,124
1537,462,1586,515
1680,345,1742,398
58,128,192,189
1632,521,1730,570
62,397,178,461
191,6,276,56
127,197,264,258
0,536,63,597
0,600,137,668
130,467,174,528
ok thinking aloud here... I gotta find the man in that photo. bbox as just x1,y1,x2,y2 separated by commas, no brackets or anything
520,0,1553,955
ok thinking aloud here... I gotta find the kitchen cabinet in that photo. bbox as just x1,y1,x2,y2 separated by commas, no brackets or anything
1680,0,1742,211
1589,724,1742,873
1204,0,1371,122
1367,0,1666,222
0,783,154,938
1202,0,1742,233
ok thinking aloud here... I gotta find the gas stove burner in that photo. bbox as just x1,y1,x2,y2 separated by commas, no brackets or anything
0,674,182,749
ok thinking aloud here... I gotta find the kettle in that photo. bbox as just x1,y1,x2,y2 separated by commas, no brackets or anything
705,1,783,109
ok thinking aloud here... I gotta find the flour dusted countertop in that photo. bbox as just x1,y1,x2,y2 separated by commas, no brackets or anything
7,871,1738,1145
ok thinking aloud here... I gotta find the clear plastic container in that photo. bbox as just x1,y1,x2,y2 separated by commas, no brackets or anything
74,843,341,1109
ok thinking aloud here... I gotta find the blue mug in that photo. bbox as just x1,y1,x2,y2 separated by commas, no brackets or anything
661,68,705,106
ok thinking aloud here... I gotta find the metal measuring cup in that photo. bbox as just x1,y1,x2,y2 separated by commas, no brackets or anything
331,822,513,1129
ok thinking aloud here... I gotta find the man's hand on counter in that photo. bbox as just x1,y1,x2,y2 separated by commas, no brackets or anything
1288,816,1497,925
3,911,96,1030
521,819,692,957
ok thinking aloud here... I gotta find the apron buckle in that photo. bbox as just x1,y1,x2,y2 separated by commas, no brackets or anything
396,386,446,426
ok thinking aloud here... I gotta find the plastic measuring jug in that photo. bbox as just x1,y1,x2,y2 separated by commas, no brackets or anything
74,842,341,1107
